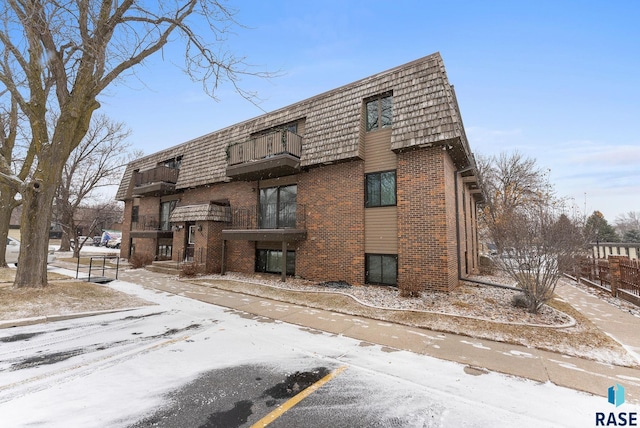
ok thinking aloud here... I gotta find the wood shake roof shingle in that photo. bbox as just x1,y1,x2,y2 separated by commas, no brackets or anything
116,52,474,200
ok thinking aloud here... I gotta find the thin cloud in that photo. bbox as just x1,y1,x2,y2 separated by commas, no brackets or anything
557,141,640,166
466,126,523,144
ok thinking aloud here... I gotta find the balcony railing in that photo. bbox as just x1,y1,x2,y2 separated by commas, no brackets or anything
134,165,179,187
131,215,172,232
228,203,306,230
227,129,302,166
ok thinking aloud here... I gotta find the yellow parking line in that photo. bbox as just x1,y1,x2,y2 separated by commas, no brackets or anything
251,366,348,427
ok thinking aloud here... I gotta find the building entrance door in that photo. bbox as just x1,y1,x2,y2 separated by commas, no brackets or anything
185,221,195,261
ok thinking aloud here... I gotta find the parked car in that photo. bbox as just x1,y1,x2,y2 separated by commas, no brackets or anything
5,237,56,266
70,236,92,248
106,237,121,249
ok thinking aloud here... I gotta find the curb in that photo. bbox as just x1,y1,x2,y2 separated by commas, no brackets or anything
0,307,141,330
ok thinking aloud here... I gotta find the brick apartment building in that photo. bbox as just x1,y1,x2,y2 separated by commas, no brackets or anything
115,52,484,292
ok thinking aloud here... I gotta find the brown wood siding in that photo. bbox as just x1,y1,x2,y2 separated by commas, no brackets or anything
364,127,397,254
364,128,395,173
364,207,398,253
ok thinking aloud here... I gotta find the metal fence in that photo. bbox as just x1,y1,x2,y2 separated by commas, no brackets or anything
176,247,204,266
227,129,302,165
131,215,171,232
227,203,306,230
134,165,179,186
75,255,120,283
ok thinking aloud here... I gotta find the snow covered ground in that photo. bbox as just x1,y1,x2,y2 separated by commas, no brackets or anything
0,279,634,427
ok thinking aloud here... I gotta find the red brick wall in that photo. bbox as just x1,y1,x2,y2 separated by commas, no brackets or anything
120,151,478,289
167,182,256,271
204,221,225,273
121,201,133,258
297,161,365,285
444,154,459,290
121,196,160,259
397,147,458,292
131,236,156,259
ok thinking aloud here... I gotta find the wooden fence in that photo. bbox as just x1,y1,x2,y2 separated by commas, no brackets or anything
578,258,611,290
573,256,640,306
620,258,640,297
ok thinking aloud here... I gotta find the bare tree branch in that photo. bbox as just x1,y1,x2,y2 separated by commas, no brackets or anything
0,0,273,287
479,151,585,313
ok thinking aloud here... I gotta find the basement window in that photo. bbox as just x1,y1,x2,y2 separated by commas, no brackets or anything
365,254,397,286
256,249,295,275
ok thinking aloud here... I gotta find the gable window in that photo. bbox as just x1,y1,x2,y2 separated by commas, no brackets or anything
162,156,182,169
366,254,397,285
366,171,396,207
365,93,393,131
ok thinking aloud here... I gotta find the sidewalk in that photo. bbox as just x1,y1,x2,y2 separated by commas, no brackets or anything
555,280,640,363
113,268,640,404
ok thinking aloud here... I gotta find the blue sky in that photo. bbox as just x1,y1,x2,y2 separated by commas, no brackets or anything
99,0,640,222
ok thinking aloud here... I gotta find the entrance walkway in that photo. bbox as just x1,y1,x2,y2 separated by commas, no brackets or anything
555,280,640,363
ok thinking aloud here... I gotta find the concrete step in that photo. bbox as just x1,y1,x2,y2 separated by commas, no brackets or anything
145,262,181,276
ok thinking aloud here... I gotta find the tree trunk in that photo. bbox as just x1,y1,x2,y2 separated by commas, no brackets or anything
58,204,73,252
60,231,72,252
72,235,82,259
14,180,56,288
0,189,18,268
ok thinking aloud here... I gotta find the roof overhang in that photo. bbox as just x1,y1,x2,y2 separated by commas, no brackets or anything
225,154,301,181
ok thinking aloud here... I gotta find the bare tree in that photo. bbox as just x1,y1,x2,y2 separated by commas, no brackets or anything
493,207,585,313
55,114,132,257
61,200,123,256
0,1,271,287
0,93,34,267
477,151,554,234
615,211,640,242
479,151,584,313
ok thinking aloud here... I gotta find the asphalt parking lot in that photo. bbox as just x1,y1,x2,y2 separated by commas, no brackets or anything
0,278,618,427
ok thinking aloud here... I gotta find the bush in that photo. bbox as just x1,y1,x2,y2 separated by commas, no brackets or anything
479,255,495,275
180,262,201,277
511,293,530,309
399,281,422,298
129,253,154,269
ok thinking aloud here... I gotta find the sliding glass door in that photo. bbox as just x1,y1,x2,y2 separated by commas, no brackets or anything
259,184,297,229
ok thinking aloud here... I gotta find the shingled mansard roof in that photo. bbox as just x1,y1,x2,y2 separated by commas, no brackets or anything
169,203,231,223
116,52,475,201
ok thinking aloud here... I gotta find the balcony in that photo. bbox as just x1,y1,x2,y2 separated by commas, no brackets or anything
130,215,173,239
225,129,302,181
133,165,179,196
222,203,307,242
